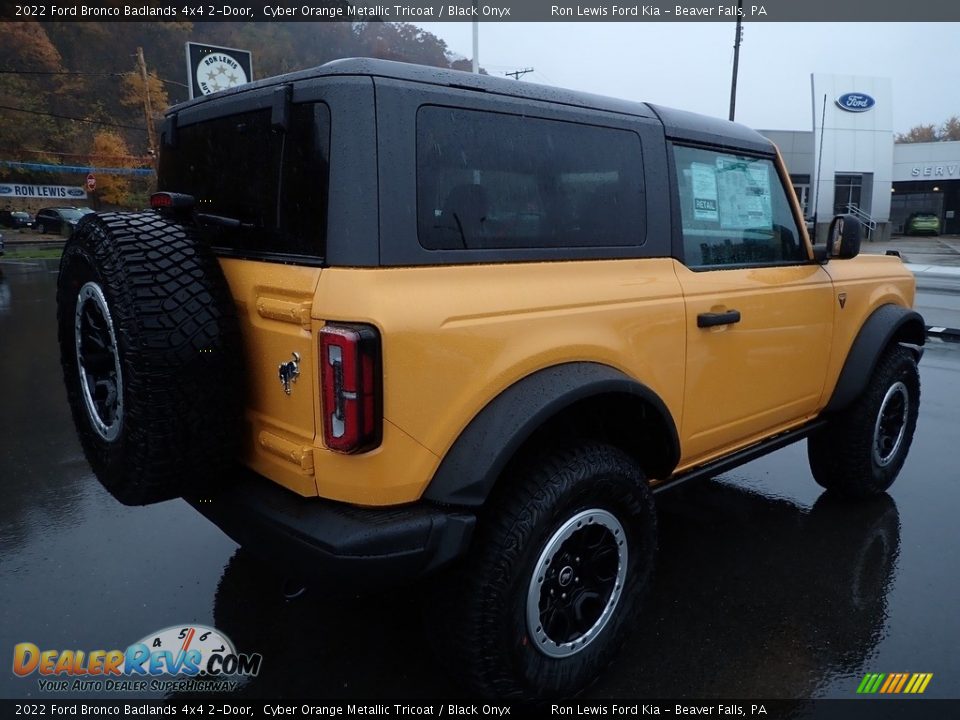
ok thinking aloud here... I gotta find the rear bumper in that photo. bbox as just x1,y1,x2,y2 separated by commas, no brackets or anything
187,474,476,590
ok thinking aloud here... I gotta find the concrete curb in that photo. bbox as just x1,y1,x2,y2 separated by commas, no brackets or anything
926,326,960,340
905,263,960,278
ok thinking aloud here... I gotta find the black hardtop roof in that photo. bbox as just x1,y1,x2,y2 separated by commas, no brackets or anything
169,57,773,154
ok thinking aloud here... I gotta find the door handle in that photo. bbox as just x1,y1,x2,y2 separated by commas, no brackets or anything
697,310,741,328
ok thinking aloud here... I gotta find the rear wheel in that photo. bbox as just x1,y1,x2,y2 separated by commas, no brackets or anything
808,345,920,498
57,212,244,505
433,442,656,699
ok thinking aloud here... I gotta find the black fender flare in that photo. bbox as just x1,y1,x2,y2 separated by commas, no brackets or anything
422,362,680,507
824,304,925,413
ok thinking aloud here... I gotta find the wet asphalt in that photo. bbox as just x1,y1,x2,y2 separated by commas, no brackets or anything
1,258,958,701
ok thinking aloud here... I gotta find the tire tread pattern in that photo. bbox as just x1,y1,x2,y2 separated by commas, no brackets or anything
57,212,244,505
430,442,656,699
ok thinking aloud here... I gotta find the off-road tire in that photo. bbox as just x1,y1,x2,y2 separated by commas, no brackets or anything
808,345,920,498
57,212,244,505
432,442,656,700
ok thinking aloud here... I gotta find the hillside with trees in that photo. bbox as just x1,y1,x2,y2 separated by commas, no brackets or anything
0,20,474,208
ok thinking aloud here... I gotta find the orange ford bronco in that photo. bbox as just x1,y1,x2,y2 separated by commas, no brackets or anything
57,59,924,699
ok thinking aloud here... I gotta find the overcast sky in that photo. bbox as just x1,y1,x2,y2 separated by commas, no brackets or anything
414,22,958,134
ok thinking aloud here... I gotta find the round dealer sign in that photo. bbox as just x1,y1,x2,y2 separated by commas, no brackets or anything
196,52,249,96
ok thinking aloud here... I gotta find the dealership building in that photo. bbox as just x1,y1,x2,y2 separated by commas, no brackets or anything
760,74,960,242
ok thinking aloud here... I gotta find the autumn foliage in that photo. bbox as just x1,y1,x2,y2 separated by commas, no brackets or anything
2,20,473,208
88,131,137,207
896,116,960,143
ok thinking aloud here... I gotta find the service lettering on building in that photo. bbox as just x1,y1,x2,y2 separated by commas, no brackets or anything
910,165,960,177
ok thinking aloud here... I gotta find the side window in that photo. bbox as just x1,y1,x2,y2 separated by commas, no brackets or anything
416,106,644,250
672,145,805,268
158,102,330,258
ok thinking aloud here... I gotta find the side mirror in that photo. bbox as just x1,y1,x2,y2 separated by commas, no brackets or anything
828,214,862,259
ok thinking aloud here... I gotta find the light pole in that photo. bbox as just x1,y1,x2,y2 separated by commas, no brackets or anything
728,0,743,122
472,13,479,74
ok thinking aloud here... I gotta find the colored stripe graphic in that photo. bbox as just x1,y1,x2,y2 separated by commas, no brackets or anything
879,674,896,693
858,673,933,694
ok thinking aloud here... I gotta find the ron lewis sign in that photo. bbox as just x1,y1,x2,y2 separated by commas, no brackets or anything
186,42,253,99
0,183,86,200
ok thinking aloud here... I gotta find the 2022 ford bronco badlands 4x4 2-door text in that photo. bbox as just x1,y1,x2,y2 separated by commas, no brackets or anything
57,59,924,699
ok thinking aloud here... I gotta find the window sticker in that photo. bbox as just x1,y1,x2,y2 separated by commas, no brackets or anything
691,162,719,222
715,157,772,230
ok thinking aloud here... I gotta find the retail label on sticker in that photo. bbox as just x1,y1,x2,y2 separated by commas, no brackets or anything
691,162,719,222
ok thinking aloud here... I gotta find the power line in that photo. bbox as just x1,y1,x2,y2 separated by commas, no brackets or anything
0,69,127,76
0,68,187,88
0,104,147,132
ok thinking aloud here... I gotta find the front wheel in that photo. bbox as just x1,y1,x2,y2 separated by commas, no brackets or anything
432,442,656,699
808,345,920,498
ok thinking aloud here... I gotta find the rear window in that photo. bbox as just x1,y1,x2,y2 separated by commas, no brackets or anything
158,102,330,259
416,106,645,251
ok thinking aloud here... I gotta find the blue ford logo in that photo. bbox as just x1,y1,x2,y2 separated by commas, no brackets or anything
67,188,85,197
0,186,12,194
836,93,876,113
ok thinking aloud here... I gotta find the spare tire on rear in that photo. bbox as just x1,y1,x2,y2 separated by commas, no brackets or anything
57,212,244,505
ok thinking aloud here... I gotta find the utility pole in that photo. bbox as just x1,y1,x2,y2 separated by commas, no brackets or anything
728,0,743,122
505,68,534,81
136,47,158,168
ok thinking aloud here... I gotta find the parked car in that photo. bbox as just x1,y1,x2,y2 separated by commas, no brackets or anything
0,210,34,229
904,212,940,236
34,207,94,236
0,230,5,255
56,58,925,700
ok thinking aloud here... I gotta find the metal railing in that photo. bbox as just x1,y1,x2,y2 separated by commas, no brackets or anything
846,203,877,240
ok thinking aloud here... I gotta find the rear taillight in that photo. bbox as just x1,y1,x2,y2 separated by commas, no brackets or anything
319,323,382,453
150,192,195,211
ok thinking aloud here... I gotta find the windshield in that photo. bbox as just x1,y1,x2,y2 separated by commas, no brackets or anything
58,209,87,220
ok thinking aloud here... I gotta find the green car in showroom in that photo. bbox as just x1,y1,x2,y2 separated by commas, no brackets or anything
904,212,941,236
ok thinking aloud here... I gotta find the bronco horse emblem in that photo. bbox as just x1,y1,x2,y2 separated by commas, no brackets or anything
278,352,301,395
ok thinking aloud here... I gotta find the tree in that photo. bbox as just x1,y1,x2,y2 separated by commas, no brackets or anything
88,131,137,208
941,116,960,142
895,124,938,144
121,69,170,116
0,23,77,164
896,116,960,143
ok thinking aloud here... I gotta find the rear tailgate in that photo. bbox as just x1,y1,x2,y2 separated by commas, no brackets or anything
219,257,322,496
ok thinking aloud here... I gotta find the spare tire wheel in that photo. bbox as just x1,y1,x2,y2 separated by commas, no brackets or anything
56,212,244,505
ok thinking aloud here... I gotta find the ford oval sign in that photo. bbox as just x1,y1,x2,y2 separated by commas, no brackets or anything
836,93,876,113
